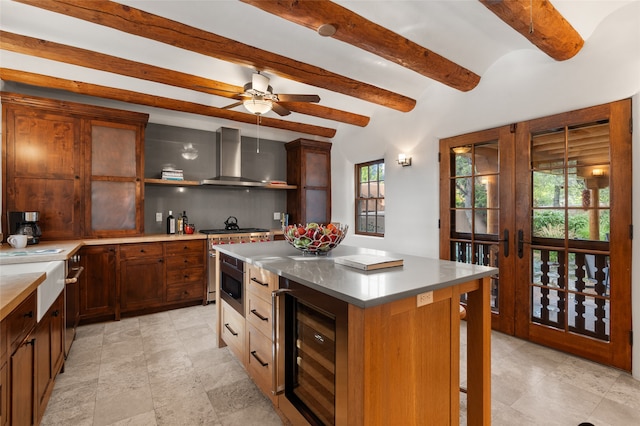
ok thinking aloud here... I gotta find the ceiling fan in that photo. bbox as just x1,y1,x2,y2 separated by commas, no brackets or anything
222,72,320,116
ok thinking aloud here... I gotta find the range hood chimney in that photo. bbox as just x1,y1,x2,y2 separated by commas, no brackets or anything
201,127,266,187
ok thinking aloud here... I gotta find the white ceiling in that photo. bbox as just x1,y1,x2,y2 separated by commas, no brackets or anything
0,0,635,140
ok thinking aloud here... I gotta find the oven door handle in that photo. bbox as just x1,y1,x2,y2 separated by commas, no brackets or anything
272,288,292,396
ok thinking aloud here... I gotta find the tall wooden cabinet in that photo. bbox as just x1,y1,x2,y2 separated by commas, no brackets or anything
285,139,332,225
2,92,148,240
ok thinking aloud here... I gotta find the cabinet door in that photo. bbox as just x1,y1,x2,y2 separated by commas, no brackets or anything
4,106,83,239
85,120,144,237
286,139,332,225
120,257,165,312
0,361,7,426
34,314,51,422
11,336,35,426
79,245,117,321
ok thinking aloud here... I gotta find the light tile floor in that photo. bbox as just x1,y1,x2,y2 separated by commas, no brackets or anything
41,303,640,425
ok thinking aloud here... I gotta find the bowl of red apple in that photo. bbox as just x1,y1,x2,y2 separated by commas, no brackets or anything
282,223,348,255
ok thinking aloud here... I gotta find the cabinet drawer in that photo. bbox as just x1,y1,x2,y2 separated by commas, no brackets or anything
246,292,273,337
246,323,273,397
6,292,37,355
119,243,163,259
166,282,203,303
247,264,277,300
164,240,204,256
221,300,245,361
166,266,205,284
165,253,204,269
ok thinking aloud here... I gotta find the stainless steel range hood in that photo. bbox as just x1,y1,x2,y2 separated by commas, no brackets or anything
200,127,266,187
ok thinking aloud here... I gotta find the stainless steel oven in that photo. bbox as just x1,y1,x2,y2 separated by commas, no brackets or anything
205,229,272,303
219,252,245,316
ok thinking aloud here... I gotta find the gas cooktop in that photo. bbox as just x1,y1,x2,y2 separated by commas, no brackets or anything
199,228,270,235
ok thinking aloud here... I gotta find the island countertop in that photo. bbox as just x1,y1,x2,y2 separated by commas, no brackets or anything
215,241,497,308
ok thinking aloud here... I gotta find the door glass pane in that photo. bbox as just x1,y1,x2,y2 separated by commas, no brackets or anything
453,147,472,176
454,177,472,208
531,128,565,168
532,209,565,238
475,142,499,174
532,169,564,208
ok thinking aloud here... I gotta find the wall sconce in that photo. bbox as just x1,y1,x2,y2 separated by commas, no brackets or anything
591,168,605,177
397,153,412,167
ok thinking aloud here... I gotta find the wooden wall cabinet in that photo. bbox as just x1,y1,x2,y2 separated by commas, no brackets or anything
2,92,148,240
79,245,118,323
0,315,8,426
285,139,332,225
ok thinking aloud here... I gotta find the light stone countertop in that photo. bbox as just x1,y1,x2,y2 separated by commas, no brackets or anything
215,241,498,308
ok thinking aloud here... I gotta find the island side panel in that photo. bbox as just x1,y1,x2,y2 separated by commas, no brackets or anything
359,286,458,425
465,276,492,426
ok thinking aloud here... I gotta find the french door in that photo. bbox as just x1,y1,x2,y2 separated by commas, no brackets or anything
440,100,632,371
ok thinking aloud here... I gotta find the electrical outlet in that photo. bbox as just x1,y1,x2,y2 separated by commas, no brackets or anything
156,212,163,222
417,291,433,307
273,212,281,220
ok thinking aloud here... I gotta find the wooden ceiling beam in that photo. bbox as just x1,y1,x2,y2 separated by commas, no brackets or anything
0,31,369,127
14,0,416,112
0,68,337,138
479,0,584,61
240,0,481,92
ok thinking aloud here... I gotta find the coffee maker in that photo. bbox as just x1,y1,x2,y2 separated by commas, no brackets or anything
8,211,42,245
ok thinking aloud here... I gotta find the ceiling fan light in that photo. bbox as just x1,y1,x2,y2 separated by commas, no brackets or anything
243,98,273,115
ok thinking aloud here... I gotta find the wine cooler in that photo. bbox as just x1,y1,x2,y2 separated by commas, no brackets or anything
278,278,348,426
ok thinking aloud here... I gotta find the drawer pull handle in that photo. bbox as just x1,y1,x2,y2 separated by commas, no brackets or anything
224,323,238,336
251,350,269,367
24,311,33,318
251,277,268,287
250,309,268,321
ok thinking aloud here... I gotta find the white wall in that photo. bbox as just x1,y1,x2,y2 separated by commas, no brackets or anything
331,2,640,378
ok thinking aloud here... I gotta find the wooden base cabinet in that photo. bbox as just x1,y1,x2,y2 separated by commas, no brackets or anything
119,243,165,313
34,292,65,424
165,240,206,303
79,245,117,323
5,291,37,426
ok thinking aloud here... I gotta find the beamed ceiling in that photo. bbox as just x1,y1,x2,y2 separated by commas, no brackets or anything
0,0,631,140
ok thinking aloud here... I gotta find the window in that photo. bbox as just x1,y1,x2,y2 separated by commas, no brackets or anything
355,159,385,236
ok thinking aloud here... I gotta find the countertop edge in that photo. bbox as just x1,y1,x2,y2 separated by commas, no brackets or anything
0,272,46,321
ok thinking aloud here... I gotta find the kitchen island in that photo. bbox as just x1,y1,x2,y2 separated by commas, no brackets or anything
215,241,496,426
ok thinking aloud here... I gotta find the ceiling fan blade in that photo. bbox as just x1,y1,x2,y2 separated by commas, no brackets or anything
276,94,320,103
222,101,243,110
272,102,291,116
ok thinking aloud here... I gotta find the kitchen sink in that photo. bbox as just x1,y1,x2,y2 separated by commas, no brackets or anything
0,260,65,321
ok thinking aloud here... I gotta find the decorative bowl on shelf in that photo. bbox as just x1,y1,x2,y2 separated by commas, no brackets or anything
283,223,348,255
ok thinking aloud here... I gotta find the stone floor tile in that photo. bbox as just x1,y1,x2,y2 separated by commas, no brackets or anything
105,410,158,426
93,385,154,426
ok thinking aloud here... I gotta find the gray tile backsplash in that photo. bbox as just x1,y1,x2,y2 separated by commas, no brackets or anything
144,123,289,232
